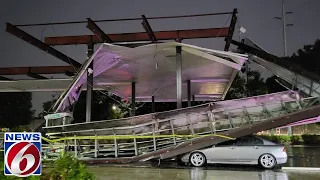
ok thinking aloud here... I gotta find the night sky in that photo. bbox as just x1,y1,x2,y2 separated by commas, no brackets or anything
0,0,319,115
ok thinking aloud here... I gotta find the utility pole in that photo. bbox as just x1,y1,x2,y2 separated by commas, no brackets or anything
274,0,293,136
274,0,293,57
282,0,287,57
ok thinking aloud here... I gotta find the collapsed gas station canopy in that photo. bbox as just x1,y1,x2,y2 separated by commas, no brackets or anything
52,42,247,112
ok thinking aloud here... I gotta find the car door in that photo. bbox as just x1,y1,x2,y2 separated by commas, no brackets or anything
203,139,239,163
234,136,265,163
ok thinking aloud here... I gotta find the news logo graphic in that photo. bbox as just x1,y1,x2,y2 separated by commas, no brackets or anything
4,132,41,177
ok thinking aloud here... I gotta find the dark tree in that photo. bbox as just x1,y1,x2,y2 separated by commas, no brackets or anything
72,91,127,123
289,39,320,75
0,92,34,128
42,91,128,123
266,76,287,93
42,94,57,114
225,69,268,100
135,102,177,115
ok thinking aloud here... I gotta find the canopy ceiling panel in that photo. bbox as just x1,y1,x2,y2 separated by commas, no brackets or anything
89,42,245,103
2,42,246,112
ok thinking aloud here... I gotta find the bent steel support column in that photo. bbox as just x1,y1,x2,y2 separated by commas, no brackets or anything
131,82,136,116
176,46,182,109
224,8,238,51
86,42,94,122
187,80,191,107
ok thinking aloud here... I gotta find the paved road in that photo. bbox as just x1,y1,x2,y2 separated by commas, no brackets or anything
88,166,320,180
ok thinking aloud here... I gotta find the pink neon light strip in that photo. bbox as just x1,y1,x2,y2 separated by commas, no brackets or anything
280,116,320,128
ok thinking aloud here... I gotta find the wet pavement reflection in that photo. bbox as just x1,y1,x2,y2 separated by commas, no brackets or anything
89,166,320,180
286,146,320,167
89,147,320,179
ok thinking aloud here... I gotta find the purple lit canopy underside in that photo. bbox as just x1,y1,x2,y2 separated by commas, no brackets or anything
54,42,248,112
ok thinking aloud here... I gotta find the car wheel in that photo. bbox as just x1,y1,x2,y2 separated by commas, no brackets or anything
189,152,206,167
259,154,277,169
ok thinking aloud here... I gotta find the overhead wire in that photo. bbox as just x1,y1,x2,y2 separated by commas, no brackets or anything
15,12,234,27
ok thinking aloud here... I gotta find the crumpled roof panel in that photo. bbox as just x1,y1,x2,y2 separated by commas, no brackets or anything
53,42,247,112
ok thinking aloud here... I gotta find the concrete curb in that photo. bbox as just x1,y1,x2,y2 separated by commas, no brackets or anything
282,167,320,171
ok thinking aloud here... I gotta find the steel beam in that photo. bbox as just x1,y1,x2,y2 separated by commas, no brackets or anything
131,82,136,116
176,46,182,109
141,15,157,42
87,18,113,43
86,42,94,122
187,80,191,107
44,27,229,45
6,23,81,68
27,72,48,79
224,8,238,51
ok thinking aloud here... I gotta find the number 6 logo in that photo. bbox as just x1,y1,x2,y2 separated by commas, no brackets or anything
5,142,41,177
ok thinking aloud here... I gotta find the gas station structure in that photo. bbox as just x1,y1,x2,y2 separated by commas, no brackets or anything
1,9,320,163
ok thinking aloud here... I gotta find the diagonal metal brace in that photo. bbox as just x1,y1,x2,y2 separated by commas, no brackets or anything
141,15,157,42
6,23,81,68
86,18,113,43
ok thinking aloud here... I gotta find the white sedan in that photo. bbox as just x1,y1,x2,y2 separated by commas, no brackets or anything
180,135,287,169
